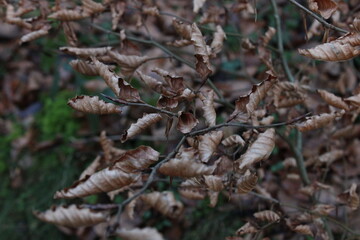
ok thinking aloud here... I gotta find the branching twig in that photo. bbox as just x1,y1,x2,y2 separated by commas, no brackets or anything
110,136,187,233
288,0,348,34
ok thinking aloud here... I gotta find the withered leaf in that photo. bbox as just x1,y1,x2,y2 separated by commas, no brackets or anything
48,9,89,21
159,147,215,178
198,131,223,163
237,173,258,194
141,191,183,218
68,95,121,114
204,175,224,192
34,205,108,227
191,23,213,80
118,78,142,102
237,128,275,170
122,113,163,142
20,27,49,44
108,51,152,76
210,25,226,57
236,222,258,235
308,0,337,19
295,111,344,132
299,42,360,61
199,90,216,127
254,210,280,222
222,135,245,147
54,168,140,199
177,112,199,134
113,146,160,173
117,227,164,240
60,46,111,58
317,89,349,110
337,183,359,210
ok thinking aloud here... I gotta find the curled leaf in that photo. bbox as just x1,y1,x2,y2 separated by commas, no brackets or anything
210,25,226,57
20,27,49,44
79,155,104,180
114,146,160,173
338,183,359,210
108,51,152,76
48,10,89,21
82,0,105,15
54,167,140,199
118,78,142,102
298,42,360,61
345,93,360,107
237,128,275,170
141,191,183,218
191,23,213,80
293,224,314,236
159,147,215,178
295,111,344,132
204,175,224,191
172,19,192,40
34,205,108,227
68,95,121,114
122,113,163,142
274,82,305,108
92,58,121,96
60,46,111,58
117,227,164,240
70,59,104,76
317,89,349,110
199,90,216,126
236,222,258,235
221,135,245,147
136,70,164,94
237,173,258,194
198,131,223,163
177,112,199,134
308,0,337,19
311,204,335,216
318,149,344,165
254,210,280,222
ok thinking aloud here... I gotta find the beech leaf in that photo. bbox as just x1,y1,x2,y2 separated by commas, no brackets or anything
67,95,121,114
122,113,163,142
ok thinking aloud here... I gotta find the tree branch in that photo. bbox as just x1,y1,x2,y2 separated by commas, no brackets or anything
288,0,348,34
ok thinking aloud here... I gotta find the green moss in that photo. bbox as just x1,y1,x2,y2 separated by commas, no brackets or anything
37,91,79,140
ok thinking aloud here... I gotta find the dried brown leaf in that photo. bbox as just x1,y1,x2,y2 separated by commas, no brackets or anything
338,183,359,210
60,46,111,58
108,51,152,76
317,89,349,110
79,155,104,180
122,113,163,142
200,90,216,126
141,191,183,218
172,19,192,40
221,135,245,147
236,222,258,235
118,78,142,102
54,168,140,199
237,128,275,170
62,22,78,47
117,227,164,240
136,70,164,94
20,27,49,44
308,0,337,19
293,224,314,236
48,9,89,21
345,93,360,107
177,112,199,134
311,204,335,216
70,60,102,76
237,173,258,194
260,27,276,46
82,0,105,15
99,131,114,162
210,25,226,57
198,131,223,163
254,210,280,222
295,111,344,132
113,146,160,173
298,42,360,61
318,149,344,165
68,95,121,114
204,175,224,191
191,23,213,80
159,147,215,178
92,58,121,96
34,205,108,227
274,82,305,108
179,188,206,200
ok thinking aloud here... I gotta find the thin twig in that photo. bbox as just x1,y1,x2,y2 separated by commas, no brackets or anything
102,94,178,117
271,0,295,83
288,0,348,34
